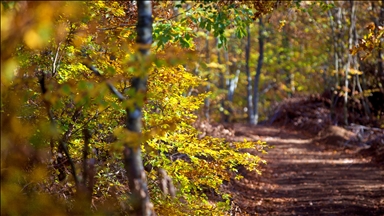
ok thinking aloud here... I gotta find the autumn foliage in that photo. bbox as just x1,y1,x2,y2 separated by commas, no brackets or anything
2,1,383,215
1,1,270,215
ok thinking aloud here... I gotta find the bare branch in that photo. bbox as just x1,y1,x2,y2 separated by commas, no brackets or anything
82,63,127,101
106,82,126,101
38,73,81,187
52,42,61,76
82,128,91,186
59,140,80,186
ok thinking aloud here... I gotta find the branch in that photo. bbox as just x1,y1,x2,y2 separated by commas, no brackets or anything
38,72,55,155
261,82,278,94
156,6,194,23
52,42,61,76
158,168,176,198
59,140,80,186
58,108,82,186
96,4,193,31
107,82,126,101
63,107,83,141
82,128,94,202
97,23,136,31
82,63,127,101
71,106,110,136
38,73,80,187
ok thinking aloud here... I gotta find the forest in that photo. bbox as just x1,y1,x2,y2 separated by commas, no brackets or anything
1,1,383,215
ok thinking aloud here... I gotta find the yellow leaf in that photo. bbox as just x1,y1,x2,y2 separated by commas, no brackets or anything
1,59,18,86
23,29,43,49
349,68,363,75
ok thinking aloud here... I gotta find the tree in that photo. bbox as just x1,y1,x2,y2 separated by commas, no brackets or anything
124,1,154,215
253,17,265,125
1,1,275,215
343,0,356,125
245,25,255,124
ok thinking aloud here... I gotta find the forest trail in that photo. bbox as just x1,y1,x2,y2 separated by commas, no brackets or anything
228,124,384,216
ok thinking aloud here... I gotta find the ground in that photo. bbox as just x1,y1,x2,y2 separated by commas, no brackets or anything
227,124,384,215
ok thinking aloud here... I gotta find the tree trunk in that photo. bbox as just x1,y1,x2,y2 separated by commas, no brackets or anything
227,33,243,104
380,0,384,79
124,1,154,215
327,3,339,123
253,17,264,125
352,4,370,118
343,0,356,126
245,25,254,124
227,48,240,103
216,38,227,122
375,0,384,85
204,32,211,120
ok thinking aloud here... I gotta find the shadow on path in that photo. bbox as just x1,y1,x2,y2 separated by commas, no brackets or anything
229,124,384,216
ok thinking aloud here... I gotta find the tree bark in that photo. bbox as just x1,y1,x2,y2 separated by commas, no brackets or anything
253,17,264,125
376,0,384,84
245,25,254,124
227,48,240,103
343,0,356,126
124,1,154,215
327,2,339,123
227,34,241,103
216,38,227,122
282,26,294,97
204,32,211,120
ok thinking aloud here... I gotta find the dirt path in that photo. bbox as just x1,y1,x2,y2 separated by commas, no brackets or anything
229,124,384,215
